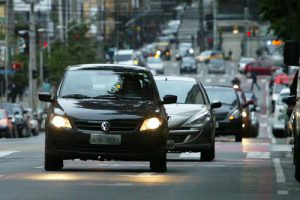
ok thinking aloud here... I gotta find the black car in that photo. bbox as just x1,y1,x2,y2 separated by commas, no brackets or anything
155,76,221,161
39,64,177,172
204,86,244,142
0,103,29,138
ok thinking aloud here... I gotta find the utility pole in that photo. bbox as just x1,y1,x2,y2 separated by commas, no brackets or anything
65,0,69,46
46,0,51,54
244,6,249,56
198,0,205,52
28,0,38,111
96,0,102,59
4,0,9,101
77,0,82,24
58,0,64,43
213,0,218,50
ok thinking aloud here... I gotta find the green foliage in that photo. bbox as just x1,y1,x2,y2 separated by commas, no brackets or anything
11,53,28,90
260,0,300,41
45,24,101,84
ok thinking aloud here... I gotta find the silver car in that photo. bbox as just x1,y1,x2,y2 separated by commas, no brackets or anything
154,76,221,161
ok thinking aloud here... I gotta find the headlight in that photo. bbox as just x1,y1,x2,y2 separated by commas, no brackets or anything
229,110,240,120
140,117,162,131
242,111,247,118
185,112,210,126
50,115,72,129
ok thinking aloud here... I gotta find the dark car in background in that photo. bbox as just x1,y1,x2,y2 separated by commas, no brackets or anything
0,103,29,138
208,58,226,74
39,64,177,172
205,85,243,142
155,76,221,161
180,56,197,73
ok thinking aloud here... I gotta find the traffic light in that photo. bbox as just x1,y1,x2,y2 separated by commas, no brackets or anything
247,31,251,38
206,21,213,31
12,62,23,71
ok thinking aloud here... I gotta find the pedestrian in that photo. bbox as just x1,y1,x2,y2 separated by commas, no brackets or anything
250,71,261,90
228,49,232,60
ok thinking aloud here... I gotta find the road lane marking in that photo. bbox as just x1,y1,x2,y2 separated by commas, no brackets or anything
246,152,270,159
277,190,289,195
273,158,286,183
260,123,268,127
219,79,225,83
272,144,292,152
34,166,44,169
267,125,276,144
0,175,4,178
0,151,19,158
179,152,200,158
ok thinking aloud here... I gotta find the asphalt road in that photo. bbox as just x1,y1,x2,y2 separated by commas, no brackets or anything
0,61,299,200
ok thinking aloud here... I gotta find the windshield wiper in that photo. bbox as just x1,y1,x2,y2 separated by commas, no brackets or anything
61,94,92,99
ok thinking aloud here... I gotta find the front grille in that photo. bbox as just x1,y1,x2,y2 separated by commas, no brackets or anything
73,120,140,132
216,113,228,121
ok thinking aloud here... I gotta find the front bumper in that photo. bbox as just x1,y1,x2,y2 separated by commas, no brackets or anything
46,126,167,161
167,124,213,152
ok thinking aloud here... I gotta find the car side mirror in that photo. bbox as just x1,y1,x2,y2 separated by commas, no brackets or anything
163,95,177,104
283,95,296,106
211,101,222,109
39,92,53,102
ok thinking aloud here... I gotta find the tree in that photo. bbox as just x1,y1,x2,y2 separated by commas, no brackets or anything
45,25,101,83
260,0,300,41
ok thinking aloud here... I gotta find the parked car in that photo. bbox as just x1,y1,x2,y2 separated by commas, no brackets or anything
154,76,221,161
273,88,290,137
180,56,197,73
238,57,256,73
244,60,278,76
0,109,13,138
146,56,164,74
195,50,223,64
244,90,260,137
204,85,244,142
208,58,226,74
39,64,177,172
0,103,29,138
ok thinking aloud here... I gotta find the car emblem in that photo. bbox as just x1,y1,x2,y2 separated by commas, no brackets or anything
101,121,111,132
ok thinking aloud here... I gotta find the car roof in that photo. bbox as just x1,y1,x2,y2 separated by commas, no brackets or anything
67,64,149,72
154,76,197,82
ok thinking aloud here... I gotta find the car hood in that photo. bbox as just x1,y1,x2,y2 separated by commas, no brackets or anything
215,104,236,116
54,98,159,121
164,104,208,128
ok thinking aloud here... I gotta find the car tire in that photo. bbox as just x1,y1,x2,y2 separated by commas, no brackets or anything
150,151,167,172
44,153,64,171
201,141,215,161
235,134,242,142
4,128,13,138
19,127,30,138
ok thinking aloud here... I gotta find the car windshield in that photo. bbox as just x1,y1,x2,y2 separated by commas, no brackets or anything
274,84,287,93
115,54,132,62
155,79,205,104
147,57,162,63
59,70,154,99
206,88,238,106
182,57,195,64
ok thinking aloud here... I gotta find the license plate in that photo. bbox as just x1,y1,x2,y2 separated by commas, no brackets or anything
90,134,121,145
167,140,175,149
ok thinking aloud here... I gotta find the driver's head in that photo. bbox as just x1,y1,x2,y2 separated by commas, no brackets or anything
123,76,141,91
